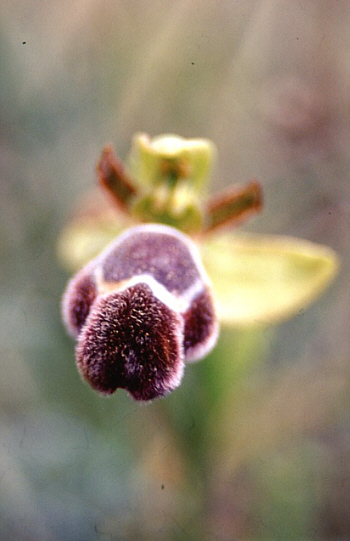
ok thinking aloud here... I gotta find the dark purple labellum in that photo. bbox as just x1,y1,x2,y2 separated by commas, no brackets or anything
76,283,184,400
62,224,219,401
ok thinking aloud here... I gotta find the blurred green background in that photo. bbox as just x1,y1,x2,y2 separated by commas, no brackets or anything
1,1,349,539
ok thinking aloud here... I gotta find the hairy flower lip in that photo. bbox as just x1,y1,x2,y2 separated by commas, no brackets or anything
75,284,186,401
62,223,219,401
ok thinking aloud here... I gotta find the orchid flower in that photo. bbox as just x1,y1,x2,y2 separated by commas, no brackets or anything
59,134,339,400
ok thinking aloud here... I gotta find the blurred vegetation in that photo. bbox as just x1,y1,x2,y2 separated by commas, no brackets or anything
0,1,349,540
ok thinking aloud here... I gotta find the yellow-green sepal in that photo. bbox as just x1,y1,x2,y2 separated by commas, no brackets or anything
57,218,126,272
200,233,340,326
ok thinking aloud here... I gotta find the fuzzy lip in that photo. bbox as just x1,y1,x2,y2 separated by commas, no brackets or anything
61,222,220,401
75,283,185,401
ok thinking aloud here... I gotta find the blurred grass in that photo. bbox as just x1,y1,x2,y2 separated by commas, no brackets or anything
1,1,349,540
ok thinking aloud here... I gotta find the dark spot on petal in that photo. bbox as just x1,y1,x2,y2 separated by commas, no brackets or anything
183,288,218,361
76,283,184,401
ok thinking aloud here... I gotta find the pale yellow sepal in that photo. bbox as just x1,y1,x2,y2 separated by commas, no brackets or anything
57,220,124,272
200,233,340,326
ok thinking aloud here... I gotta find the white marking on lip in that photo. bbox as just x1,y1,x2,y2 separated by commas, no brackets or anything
96,270,206,315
